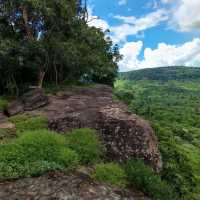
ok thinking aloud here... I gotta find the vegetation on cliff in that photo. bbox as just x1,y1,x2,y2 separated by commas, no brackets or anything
115,67,200,200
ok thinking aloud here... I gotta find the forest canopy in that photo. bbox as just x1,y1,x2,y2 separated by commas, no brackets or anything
0,0,121,95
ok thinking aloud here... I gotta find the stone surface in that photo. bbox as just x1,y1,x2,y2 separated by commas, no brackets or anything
6,100,24,116
22,88,49,111
6,88,48,116
25,85,162,172
0,170,149,200
0,111,7,123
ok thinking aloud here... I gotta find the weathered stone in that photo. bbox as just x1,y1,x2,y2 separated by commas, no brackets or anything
22,88,49,111
0,171,149,200
6,88,49,116
24,85,162,172
6,100,24,116
0,122,15,130
0,111,7,123
0,122,16,141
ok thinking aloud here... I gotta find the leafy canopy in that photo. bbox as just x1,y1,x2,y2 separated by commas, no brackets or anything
0,0,121,95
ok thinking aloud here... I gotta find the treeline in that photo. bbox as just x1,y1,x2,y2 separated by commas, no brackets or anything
120,66,200,82
0,0,121,95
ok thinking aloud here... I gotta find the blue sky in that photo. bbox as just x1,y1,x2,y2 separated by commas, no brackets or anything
87,0,200,71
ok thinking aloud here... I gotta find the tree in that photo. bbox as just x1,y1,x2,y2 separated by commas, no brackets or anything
0,0,121,95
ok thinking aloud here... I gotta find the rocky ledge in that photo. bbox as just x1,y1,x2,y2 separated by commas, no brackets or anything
0,169,149,200
5,85,162,172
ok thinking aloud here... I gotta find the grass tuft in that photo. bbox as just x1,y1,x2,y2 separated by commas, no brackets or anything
92,163,127,187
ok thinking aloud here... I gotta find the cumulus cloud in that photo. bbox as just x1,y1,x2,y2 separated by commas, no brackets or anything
119,38,200,71
119,41,143,71
172,0,200,32
87,7,110,31
111,9,168,43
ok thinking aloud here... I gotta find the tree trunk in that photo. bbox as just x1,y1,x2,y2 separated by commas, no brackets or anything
21,6,34,40
38,69,46,89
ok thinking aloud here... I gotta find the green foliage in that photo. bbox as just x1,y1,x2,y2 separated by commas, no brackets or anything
0,130,79,180
92,163,127,187
0,0,120,95
124,159,176,200
0,98,8,111
9,114,48,133
115,69,200,199
66,128,102,165
0,128,16,144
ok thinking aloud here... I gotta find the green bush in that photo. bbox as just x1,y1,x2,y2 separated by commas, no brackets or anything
9,114,48,133
0,130,79,180
66,128,102,165
124,159,177,200
0,98,8,110
92,163,127,187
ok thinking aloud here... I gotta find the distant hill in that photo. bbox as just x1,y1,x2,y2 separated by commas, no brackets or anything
120,66,200,81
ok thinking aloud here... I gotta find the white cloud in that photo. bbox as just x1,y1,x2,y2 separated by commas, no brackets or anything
172,0,200,32
119,38,200,71
87,7,110,31
119,41,143,71
111,9,168,43
118,0,127,6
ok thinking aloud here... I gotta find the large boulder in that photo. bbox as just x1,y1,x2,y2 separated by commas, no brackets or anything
24,85,162,172
0,170,149,200
22,88,49,111
6,88,48,116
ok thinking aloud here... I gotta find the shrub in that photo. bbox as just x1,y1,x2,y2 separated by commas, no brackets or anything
92,163,127,187
0,130,79,180
124,159,177,200
0,98,8,111
66,128,102,165
9,114,48,133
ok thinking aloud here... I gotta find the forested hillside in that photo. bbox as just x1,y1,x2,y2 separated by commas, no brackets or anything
115,67,200,200
120,67,200,81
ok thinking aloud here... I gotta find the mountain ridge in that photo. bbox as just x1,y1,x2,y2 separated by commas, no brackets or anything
120,66,200,81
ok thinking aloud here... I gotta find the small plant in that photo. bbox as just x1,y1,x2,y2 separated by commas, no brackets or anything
0,130,79,180
92,163,127,187
66,128,102,165
0,128,16,144
124,159,177,200
9,114,48,133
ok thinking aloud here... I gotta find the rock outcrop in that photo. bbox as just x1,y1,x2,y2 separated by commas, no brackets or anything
0,111,7,123
6,88,48,116
5,85,162,172
0,170,149,200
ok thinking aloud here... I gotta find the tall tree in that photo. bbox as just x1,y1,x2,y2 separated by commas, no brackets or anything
0,0,121,95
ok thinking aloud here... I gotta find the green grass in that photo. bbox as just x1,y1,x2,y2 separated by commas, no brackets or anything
9,114,48,133
0,130,79,180
92,163,127,187
124,159,176,200
0,128,16,144
66,128,103,165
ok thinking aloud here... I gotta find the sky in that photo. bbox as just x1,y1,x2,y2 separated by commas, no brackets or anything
87,0,200,71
